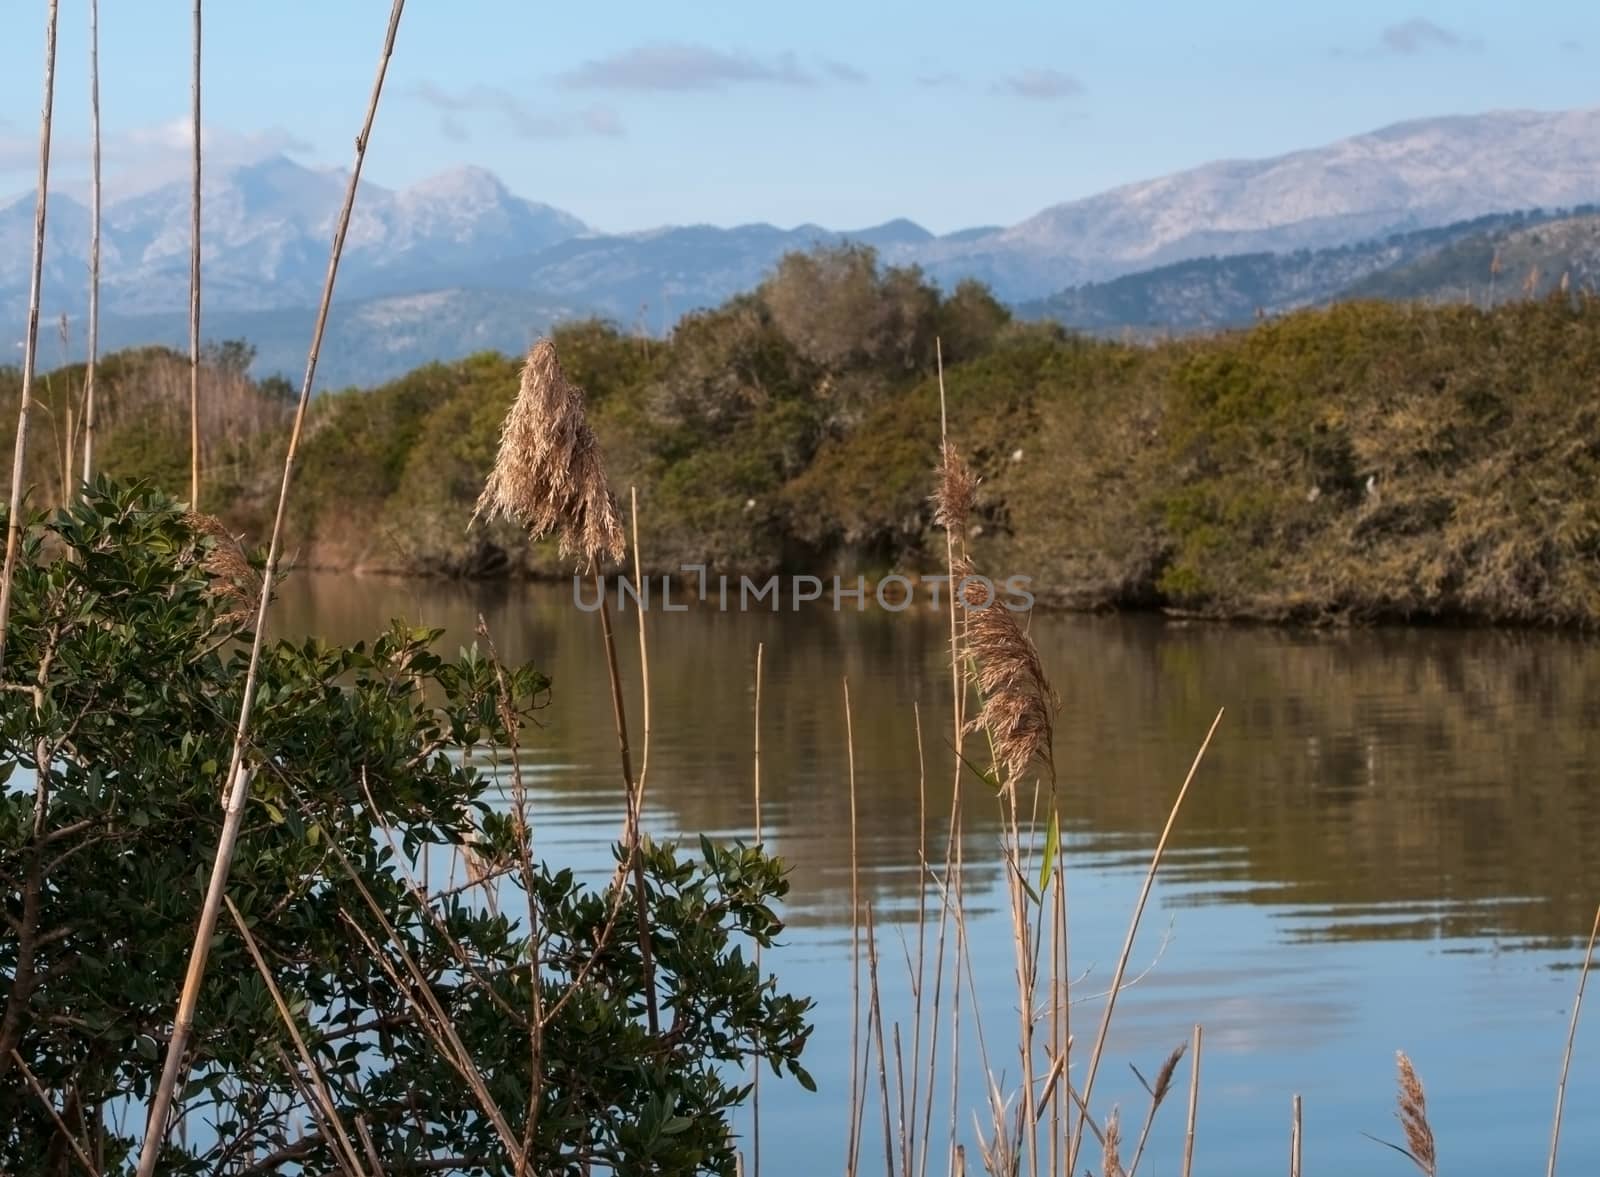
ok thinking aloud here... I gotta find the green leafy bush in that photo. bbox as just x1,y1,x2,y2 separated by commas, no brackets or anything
0,482,813,1174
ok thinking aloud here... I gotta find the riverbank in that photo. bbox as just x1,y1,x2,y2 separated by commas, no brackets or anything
9,246,1600,627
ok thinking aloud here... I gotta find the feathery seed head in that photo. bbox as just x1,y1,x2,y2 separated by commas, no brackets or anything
1395,1051,1437,1177
933,441,978,532
473,339,625,568
958,557,1058,786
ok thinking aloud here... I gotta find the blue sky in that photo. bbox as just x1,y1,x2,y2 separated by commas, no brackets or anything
1,1,1597,234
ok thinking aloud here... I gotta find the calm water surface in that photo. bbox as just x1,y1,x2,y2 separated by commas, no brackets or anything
278,572,1600,1176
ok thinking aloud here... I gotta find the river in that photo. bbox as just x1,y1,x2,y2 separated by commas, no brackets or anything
276,571,1600,1176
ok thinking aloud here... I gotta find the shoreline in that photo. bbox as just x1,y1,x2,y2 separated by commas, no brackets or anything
282,555,1600,635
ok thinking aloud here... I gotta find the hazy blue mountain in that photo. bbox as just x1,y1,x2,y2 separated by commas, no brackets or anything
10,106,1600,379
1017,208,1595,333
1342,212,1600,305
929,107,1600,299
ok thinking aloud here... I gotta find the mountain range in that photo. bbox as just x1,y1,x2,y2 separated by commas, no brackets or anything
6,105,1600,387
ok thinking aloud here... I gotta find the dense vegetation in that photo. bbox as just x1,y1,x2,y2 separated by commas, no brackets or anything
0,484,813,1174
8,244,1600,625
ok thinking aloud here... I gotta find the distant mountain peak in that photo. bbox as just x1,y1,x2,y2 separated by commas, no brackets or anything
405,165,511,203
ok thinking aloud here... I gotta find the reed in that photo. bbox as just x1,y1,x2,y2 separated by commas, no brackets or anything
1126,1041,1186,1177
1395,1052,1437,1177
1101,1107,1122,1177
188,0,203,507
1181,1025,1202,1177
845,675,864,1174
1547,902,1600,1177
11,1048,97,1176
1067,708,1223,1175
472,340,624,565
1290,1094,1303,1177
0,0,59,675
135,5,407,1168
225,896,367,1177
752,640,764,1177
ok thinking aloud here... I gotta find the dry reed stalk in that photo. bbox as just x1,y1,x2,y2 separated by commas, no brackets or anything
595,592,660,1036
998,792,1039,1177
224,897,367,1177
135,4,407,1168
906,701,927,1177
337,911,523,1164
1067,709,1224,1176
271,1043,357,1177
354,1117,386,1177
915,703,962,1177
1547,901,1600,1177
948,832,966,1176
931,336,969,1177
188,0,202,507
893,1022,907,1177
474,344,653,1041
0,0,59,675
73,0,100,485
1395,1052,1436,1177
844,675,864,1175
472,341,624,566
1126,1042,1186,1177
1052,847,1070,1172
1102,1107,1123,1177
1290,1094,1302,1177
751,640,763,1177
1181,1025,1202,1177
866,904,895,1177
629,485,652,809
11,1048,98,1176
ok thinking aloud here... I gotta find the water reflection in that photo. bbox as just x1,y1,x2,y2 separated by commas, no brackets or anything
273,572,1600,1174
277,574,1600,947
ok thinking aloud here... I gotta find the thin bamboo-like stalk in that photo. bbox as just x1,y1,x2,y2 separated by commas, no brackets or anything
933,335,969,1177
1182,1025,1202,1177
1289,1094,1302,1177
1051,849,1068,1176
134,5,407,1169
629,487,651,808
1547,901,1600,1177
844,675,863,1175
0,0,60,675
355,1117,387,1177
10,1048,98,1176
867,904,894,1177
224,897,367,1177
188,0,203,507
595,584,660,1037
1067,709,1224,1175
752,640,763,1177
907,702,928,1177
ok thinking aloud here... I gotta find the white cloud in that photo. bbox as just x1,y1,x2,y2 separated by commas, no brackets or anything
994,68,1086,101
558,44,816,92
408,82,623,140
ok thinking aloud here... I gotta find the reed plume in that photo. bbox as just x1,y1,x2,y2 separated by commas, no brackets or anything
473,339,624,567
1102,1107,1124,1177
933,441,1057,786
1127,1041,1187,1176
185,511,261,621
1396,1051,1438,1177
932,439,977,532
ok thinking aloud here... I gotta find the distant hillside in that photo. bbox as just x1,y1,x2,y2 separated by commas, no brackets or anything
1343,212,1600,304
1016,208,1595,332
92,288,588,389
1024,206,1600,331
